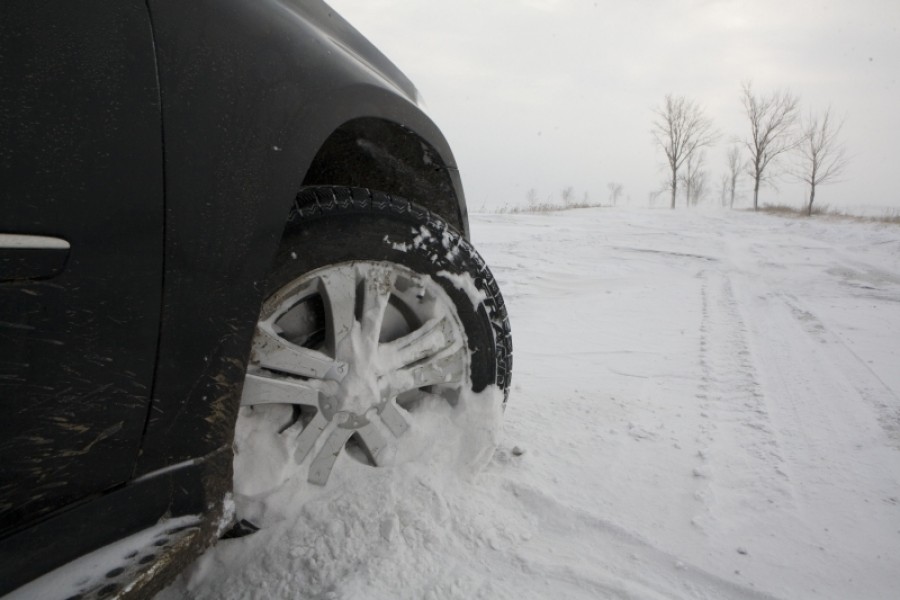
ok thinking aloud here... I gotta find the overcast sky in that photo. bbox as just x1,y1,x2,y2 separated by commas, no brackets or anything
328,0,900,212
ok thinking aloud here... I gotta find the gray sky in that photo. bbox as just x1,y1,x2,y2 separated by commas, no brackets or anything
328,0,900,212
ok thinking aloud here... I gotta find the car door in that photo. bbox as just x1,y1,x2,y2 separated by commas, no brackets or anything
0,0,164,535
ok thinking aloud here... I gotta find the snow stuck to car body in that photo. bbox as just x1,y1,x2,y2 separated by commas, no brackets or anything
160,208,900,600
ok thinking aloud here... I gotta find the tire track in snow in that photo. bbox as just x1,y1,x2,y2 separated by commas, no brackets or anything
496,480,780,600
720,233,900,599
690,270,793,533
778,291,900,450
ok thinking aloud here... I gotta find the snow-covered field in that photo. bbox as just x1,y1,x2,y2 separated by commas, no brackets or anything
161,208,900,600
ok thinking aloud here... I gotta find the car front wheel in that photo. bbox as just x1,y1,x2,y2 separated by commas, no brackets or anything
232,187,511,501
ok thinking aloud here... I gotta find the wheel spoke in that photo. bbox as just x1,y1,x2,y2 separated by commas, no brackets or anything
384,347,466,397
240,372,322,407
356,422,389,465
380,401,410,437
319,269,359,359
293,411,329,464
379,316,457,372
253,324,347,381
359,267,394,351
307,425,354,485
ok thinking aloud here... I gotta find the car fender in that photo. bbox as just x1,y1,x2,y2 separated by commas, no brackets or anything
137,0,466,480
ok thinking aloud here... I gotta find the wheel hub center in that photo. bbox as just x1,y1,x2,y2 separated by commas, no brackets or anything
320,361,384,429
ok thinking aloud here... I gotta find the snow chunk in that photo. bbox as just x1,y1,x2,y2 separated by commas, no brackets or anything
382,234,409,253
437,269,488,309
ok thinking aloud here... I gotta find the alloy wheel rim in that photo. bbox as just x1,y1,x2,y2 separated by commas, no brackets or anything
236,261,470,487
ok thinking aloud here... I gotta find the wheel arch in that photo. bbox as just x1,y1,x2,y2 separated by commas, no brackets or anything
301,117,468,237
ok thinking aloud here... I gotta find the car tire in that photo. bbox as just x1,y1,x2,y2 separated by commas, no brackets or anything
233,186,511,496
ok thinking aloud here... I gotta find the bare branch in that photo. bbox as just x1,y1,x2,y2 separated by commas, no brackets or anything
679,150,707,206
718,173,730,207
740,81,800,210
652,94,718,209
607,182,624,206
793,107,849,216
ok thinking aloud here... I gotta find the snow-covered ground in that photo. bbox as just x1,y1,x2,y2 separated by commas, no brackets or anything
160,208,900,600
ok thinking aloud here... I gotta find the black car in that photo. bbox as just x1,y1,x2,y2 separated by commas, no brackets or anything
0,1,511,597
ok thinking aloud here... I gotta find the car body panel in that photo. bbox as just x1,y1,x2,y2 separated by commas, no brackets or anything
0,0,164,536
0,0,471,595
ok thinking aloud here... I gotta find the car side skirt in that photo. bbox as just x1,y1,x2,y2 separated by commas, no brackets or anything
0,447,231,597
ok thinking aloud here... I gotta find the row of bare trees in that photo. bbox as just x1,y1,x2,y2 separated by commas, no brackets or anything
652,82,849,215
520,183,625,210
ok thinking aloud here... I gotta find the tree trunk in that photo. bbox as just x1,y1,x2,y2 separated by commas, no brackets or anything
753,178,760,211
670,174,677,209
807,184,816,217
729,187,735,209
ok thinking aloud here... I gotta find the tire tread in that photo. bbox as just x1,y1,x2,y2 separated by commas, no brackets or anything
291,186,512,402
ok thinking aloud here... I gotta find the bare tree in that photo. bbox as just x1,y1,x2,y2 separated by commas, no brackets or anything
725,145,742,208
561,186,575,207
652,94,718,209
607,182,624,206
680,151,707,206
794,107,849,216
718,173,730,207
526,188,538,209
741,82,800,210
691,172,708,206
